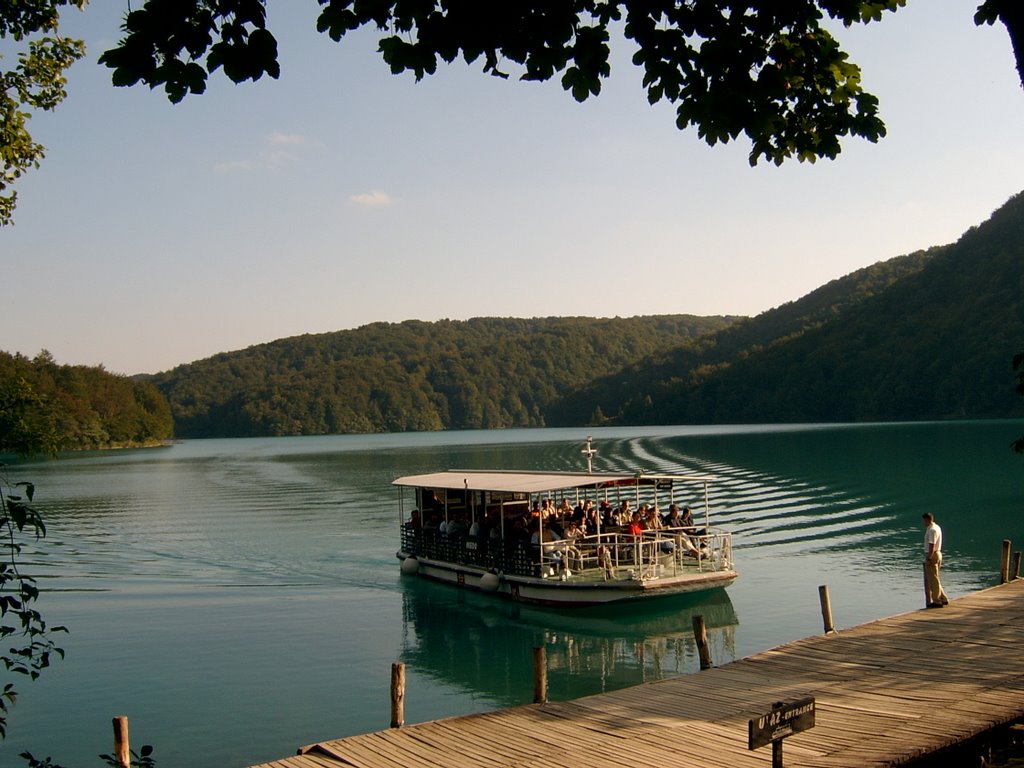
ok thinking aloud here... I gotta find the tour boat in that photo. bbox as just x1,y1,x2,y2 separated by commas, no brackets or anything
394,446,737,607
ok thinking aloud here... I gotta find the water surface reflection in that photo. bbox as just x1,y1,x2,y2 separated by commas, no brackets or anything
399,579,738,704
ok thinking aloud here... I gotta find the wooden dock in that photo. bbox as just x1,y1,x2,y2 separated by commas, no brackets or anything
251,579,1024,768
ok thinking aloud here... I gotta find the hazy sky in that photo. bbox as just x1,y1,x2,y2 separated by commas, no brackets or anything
5,1,1024,375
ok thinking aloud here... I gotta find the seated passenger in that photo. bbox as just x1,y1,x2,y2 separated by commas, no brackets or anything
564,519,584,542
509,517,529,541
558,498,573,518
447,516,468,537
679,532,702,558
644,507,663,530
530,524,562,545
572,501,586,524
541,498,555,519
618,500,632,525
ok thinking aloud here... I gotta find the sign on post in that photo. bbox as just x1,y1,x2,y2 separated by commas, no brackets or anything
748,697,815,752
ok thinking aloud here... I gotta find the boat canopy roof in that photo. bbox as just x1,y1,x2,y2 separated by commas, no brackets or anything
392,469,713,494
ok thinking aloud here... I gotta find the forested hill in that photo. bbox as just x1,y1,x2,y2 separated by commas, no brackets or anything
0,351,173,454
136,190,1024,437
7,194,1020,447
150,315,737,437
548,191,1024,425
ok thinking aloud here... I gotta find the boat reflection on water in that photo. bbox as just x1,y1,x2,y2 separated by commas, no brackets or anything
398,579,738,707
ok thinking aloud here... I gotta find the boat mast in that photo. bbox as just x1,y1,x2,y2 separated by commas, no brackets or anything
582,436,596,474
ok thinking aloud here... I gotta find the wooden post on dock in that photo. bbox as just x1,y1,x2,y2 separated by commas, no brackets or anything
533,646,547,704
1013,551,1022,580
112,716,130,768
1001,540,1012,583
818,585,835,634
692,615,713,670
390,662,405,728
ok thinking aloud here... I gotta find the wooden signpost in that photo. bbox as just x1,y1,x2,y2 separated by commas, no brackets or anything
748,697,815,767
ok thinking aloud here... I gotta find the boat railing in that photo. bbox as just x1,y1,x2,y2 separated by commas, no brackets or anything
401,525,539,576
563,530,733,578
401,523,732,580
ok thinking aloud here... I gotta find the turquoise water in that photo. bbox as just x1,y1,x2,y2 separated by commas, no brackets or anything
1,422,1022,767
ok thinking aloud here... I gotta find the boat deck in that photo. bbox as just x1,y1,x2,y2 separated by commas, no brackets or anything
250,579,1024,768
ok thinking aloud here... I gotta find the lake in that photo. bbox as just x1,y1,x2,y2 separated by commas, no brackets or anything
1,421,1022,767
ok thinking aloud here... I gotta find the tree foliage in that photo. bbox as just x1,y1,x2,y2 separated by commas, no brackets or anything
145,188,1024,440
975,0,1024,90
548,191,1024,426
3,2,1023,224
145,193,1024,438
149,315,735,437
0,351,174,454
1012,351,1024,454
100,0,913,165
0,0,85,225
4,195,1021,442
0,471,67,741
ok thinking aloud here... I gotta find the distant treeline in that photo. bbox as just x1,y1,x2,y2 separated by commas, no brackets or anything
148,316,737,437
7,191,1024,447
0,351,173,455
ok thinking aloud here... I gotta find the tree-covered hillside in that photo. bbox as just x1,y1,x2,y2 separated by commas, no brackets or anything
546,248,938,425
151,315,736,437
9,193,1022,444
0,351,174,454
552,191,1024,425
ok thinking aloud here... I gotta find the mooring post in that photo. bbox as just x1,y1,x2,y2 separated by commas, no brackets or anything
112,715,130,768
1013,551,1022,580
1001,539,1012,584
692,614,713,670
818,585,835,634
390,662,405,728
533,646,547,704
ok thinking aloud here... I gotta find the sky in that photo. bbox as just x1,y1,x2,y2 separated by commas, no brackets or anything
4,0,1024,375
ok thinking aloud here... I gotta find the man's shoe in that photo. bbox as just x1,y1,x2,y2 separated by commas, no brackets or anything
926,602,945,608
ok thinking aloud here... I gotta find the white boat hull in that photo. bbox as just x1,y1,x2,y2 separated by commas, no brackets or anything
397,551,737,607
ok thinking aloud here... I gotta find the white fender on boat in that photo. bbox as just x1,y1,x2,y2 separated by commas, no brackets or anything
479,571,500,591
400,556,420,575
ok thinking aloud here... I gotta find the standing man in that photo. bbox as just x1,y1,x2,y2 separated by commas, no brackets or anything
922,513,950,608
